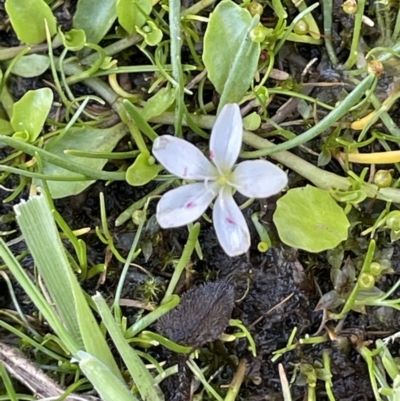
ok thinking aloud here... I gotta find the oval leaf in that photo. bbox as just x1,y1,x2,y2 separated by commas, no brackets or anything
37,124,127,199
10,54,50,78
73,0,117,44
117,0,152,35
126,152,161,186
5,0,57,44
142,87,175,120
203,0,260,107
11,88,53,142
273,185,350,252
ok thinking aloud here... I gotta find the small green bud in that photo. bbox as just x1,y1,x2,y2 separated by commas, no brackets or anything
358,273,375,289
132,210,146,225
250,24,269,43
148,155,156,166
247,1,264,16
293,19,309,35
369,262,382,276
342,0,357,14
374,170,392,188
257,241,269,252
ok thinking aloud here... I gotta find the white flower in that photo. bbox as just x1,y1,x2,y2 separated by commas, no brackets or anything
152,103,288,257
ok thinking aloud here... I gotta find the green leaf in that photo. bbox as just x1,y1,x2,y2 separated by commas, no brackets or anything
10,54,50,78
11,88,53,142
0,119,13,135
203,0,260,109
243,112,261,131
126,152,161,186
142,87,176,120
5,0,57,44
37,124,128,198
78,351,139,401
93,294,164,401
117,0,152,35
73,0,117,44
61,29,86,51
136,21,163,46
273,185,350,252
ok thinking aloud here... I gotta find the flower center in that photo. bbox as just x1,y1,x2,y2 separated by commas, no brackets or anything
217,175,229,186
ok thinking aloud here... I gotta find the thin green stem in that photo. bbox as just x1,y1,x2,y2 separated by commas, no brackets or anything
169,0,185,136
392,8,400,41
125,295,180,338
115,180,175,226
113,214,146,321
182,0,217,16
321,0,338,66
343,0,366,69
0,136,126,181
162,223,200,303
240,74,376,157
337,240,376,318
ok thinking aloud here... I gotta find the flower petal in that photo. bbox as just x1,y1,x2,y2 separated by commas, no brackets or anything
153,135,217,179
157,182,219,228
213,186,250,256
230,160,288,198
210,104,243,174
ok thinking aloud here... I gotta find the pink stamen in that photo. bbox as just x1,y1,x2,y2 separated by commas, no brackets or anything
226,217,235,225
186,201,195,208
210,150,215,159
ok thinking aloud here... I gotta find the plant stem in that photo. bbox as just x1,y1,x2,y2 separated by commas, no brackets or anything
321,0,338,66
182,0,218,16
343,0,366,69
0,135,126,181
169,0,184,136
240,74,376,157
161,223,200,303
336,240,376,318
115,180,175,226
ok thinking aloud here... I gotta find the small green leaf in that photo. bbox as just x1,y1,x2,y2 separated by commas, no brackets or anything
78,351,139,401
126,152,161,186
243,112,261,131
203,0,260,108
5,0,57,44
117,0,152,35
11,88,53,142
73,0,117,44
137,21,163,46
10,54,50,78
37,124,128,199
273,185,350,252
61,29,86,51
142,87,176,120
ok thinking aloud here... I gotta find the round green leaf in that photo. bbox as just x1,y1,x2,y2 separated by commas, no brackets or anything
243,112,261,131
10,54,50,77
273,185,350,252
11,88,53,142
61,29,86,51
126,152,161,186
5,0,57,44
